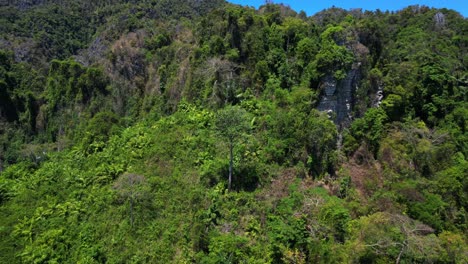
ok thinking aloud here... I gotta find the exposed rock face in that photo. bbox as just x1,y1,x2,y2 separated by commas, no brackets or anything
373,84,384,107
317,75,338,114
317,68,360,128
434,12,446,28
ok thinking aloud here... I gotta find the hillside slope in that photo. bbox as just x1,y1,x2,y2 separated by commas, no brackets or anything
0,1,467,263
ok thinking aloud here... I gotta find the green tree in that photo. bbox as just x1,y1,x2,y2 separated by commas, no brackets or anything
349,108,388,155
215,105,250,190
113,173,150,227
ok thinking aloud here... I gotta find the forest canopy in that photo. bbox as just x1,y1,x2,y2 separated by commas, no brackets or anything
0,0,467,263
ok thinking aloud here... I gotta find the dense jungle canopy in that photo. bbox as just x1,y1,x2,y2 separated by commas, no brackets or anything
0,0,467,262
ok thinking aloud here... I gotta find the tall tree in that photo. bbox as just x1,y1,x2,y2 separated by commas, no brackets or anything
113,173,149,227
215,105,250,190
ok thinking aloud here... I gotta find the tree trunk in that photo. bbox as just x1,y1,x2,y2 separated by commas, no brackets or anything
130,196,134,227
228,140,233,191
396,243,406,264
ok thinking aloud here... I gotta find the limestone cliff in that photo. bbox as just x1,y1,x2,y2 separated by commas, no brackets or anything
317,68,360,129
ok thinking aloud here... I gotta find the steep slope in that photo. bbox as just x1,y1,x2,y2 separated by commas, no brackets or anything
0,2,467,263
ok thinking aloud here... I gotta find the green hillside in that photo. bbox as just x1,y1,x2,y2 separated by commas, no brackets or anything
0,1,467,263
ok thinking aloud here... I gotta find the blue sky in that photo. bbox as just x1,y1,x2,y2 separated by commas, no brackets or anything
227,0,467,17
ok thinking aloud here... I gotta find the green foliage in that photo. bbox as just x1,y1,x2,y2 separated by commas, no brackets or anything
349,108,388,154
145,33,171,51
315,26,354,79
305,110,339,176
45,59,108,110
215,105,251,143
215,105,251,190
80,111,120,154
0,1,467,263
